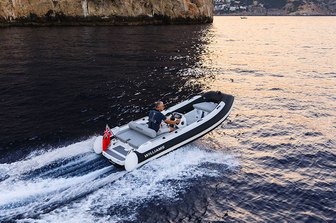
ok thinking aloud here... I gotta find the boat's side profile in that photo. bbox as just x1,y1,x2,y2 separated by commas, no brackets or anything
93,91,234,171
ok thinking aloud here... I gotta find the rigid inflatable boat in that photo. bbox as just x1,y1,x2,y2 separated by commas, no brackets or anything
93,91,234,171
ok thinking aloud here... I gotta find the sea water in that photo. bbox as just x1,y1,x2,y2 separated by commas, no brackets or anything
0,17,335,222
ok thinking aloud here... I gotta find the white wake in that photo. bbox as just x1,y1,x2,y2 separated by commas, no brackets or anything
0,137,238,222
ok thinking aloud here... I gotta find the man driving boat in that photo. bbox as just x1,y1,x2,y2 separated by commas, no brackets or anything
148,101,180,134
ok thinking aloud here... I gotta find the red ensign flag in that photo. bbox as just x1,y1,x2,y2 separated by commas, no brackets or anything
102,125,113,151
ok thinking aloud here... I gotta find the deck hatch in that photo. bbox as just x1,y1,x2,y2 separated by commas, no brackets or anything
105,148,126,161
113,145,128,156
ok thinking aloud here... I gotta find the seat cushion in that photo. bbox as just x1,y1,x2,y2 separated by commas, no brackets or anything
129,121,157,138
128,132,151,148
193,102,217,113
116,129,151,148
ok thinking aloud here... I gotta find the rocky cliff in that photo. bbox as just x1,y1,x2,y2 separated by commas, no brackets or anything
0,0,214,26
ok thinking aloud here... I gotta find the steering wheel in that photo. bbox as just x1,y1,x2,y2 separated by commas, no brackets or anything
170,112,186,129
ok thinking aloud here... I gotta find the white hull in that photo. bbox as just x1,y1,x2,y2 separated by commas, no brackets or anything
93,91,234,171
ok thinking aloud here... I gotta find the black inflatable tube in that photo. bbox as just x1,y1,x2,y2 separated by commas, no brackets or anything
135,91,234,163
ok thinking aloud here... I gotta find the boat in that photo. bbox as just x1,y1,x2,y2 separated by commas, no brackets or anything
240,16,247,19
93,91,234,171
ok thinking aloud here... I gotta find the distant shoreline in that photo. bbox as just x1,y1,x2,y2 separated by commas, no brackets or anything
214,2,336,17
215,10,336,16
216,14,336,16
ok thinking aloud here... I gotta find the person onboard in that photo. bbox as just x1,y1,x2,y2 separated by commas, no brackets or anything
148,101,179,134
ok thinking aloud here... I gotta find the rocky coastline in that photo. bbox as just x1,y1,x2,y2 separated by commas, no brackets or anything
0,14,213,27
215,0,336,16
218,11,336,16
0,0,214,27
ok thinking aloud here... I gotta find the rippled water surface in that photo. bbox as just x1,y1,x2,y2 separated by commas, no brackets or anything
0,16,335,222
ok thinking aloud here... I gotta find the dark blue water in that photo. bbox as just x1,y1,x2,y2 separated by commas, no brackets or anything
0,25,208,161
0,17,335,222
